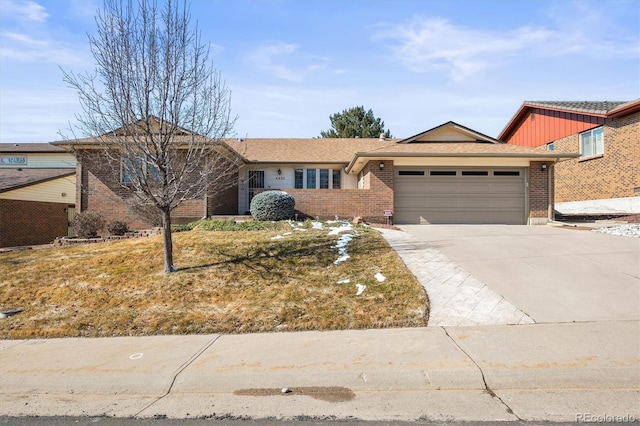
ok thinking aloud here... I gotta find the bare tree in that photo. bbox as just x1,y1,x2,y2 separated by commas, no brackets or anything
62,0,237,273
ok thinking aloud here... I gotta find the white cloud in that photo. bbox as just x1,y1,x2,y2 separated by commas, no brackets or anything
0,0,48,22
0,31,87,65
372,17,553,81
372,3,639,82
246,41,329,82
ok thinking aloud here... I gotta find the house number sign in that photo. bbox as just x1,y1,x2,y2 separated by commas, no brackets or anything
0,156,27,165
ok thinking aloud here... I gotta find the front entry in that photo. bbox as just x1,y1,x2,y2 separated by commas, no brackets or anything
247,170,265,207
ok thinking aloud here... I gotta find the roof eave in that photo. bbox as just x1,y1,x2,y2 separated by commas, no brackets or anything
608,99,640,118
345,151,578,174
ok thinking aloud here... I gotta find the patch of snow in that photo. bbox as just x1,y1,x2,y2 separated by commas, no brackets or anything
271,235,284,240
356,284,366,296
283,232,292,236
311,221,324,229
374,272,386,282
592,224,640,238
334,254,350,265
294,228,307,232
337,278,350,284
328,223,353,235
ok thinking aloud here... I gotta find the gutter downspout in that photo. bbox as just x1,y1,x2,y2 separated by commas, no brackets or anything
548,160,554,222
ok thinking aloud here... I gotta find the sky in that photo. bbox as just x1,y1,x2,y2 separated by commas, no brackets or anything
0,0,639,143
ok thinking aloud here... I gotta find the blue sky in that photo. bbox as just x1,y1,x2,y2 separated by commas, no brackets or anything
1,0,638,143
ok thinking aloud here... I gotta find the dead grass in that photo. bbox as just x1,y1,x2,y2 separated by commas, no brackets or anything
0,221,428,339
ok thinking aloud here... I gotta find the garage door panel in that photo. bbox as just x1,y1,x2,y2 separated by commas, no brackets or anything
394,168,526,225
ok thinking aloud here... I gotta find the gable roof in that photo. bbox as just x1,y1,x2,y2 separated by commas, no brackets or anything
400,121,502,144
498,100,636,141
0,168,75,193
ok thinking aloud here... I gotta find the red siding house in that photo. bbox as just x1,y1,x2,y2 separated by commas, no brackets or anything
499,100,640,215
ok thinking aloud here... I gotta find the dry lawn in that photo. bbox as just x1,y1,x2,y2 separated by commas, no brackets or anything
0,221,428,339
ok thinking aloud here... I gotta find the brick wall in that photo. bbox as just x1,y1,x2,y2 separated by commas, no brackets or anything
529,161,553,221
77,149,239,229
0,199,69,247
284,160,394,223
552,111,639,203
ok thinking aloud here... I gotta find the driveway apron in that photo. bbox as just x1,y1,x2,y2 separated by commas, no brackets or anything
391,224,640,324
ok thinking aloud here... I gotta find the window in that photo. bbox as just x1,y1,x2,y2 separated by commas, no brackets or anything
306,169,316,189
461,171,488,176
494,171,520,176
430,171,456,176
332,169,341,189
294,169,304,189
580,127,604,157
547,142,554,151
398,170,425,176
121,156,161,184
319,169,329,189
121,157,138,184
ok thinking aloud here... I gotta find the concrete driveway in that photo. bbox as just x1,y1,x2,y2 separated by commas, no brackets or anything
399,224,640,323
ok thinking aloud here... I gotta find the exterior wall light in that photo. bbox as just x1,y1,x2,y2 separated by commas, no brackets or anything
379,162,384,170
277,168,282,175
541,163,547,171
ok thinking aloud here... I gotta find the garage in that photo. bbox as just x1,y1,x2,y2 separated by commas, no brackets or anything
394,167,527,224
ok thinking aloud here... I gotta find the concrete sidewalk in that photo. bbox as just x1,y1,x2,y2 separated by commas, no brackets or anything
1,321,639,422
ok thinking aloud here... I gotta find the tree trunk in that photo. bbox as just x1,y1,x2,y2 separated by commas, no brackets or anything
162,208,175,273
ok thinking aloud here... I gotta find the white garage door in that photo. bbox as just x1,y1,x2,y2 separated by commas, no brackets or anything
394,167,526,224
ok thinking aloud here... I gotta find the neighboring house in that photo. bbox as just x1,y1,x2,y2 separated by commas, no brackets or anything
0,143,76,247
54,120,574,227
499,100,640,215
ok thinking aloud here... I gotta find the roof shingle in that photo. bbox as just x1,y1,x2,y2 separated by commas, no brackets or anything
524,101,630,115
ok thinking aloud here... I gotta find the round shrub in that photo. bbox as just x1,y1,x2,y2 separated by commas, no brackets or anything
73,211,105,238
107,220,129,236
250,191,295,221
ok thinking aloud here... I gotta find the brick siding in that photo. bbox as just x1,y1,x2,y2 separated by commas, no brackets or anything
77,149,239,229
552,111,639,203
529,161,553,221
282,160,394,223
0,199,69,247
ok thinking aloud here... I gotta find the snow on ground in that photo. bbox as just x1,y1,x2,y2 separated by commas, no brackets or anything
375,272,386,282
591,224,640,238
328,222,353,235
356,284,366,295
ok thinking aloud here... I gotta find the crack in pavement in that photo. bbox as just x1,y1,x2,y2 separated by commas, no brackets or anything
442,326,522,421
133,334,222,417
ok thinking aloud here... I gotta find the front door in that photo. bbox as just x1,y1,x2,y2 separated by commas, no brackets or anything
248,170,265,207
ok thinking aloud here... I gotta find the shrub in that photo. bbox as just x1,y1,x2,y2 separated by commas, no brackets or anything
73,211,105,238
107,220,129,236
249,191,295,221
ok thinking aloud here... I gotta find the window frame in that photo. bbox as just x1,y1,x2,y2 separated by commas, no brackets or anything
306,169,316,189
319,169,330,189
580,127,604,158
121,156,161,185
332,169,341,189
294,169,304,189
